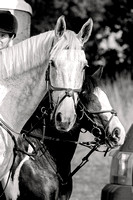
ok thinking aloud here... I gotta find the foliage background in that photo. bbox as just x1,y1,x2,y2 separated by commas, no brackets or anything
24,1,133,199
25,0,133,80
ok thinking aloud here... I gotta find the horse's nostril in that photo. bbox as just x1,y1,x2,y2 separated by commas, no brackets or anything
56,112,62,122
112,128,120,139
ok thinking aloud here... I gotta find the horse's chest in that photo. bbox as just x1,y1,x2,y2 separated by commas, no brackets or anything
20,159,59,199
3,155,59,200
1,154,30,200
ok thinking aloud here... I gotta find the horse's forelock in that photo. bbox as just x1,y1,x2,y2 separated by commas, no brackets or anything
51,31,82,59
65,31,82,49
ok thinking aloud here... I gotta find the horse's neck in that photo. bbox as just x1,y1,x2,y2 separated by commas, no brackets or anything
0,31,54,79
0,66,48,134
0,32,55,134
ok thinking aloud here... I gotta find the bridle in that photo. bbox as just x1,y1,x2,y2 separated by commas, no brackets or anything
45,61,84,118
78,100,118,148
0,62,119,194
0,96,118,194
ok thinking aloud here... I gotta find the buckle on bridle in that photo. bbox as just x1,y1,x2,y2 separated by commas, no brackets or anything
65,89,74,97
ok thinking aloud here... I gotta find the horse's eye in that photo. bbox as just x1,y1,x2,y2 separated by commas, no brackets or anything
50,60,55,67
65,45,69,50
83,64,89,70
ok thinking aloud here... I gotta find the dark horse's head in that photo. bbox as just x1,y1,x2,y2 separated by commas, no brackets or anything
79,66,126,147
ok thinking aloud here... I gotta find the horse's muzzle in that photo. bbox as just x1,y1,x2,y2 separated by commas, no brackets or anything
55,112,77,132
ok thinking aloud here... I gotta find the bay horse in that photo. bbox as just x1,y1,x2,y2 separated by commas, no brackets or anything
0,16,125,200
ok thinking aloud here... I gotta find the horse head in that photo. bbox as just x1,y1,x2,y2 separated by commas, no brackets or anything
79,68,126,147
92,87,125,147
48,16,93,132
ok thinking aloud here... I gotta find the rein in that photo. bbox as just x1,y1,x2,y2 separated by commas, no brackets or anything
78,100,118,147
0,94,118,191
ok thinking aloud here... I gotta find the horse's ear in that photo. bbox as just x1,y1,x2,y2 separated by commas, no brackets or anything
92,66,103,80
86,65,103,80
77,18,93,44
55,15,66,39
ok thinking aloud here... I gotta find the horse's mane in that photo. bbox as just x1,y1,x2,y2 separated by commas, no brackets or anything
0,31,54,79
50,30,82,58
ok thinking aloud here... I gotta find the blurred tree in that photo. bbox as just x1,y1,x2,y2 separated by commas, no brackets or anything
25,0,133,79
25,0,107,34
95,0,133,79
